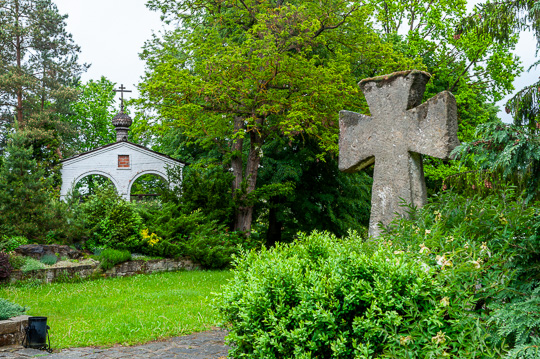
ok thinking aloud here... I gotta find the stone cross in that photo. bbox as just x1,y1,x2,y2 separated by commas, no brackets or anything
339,70,459,238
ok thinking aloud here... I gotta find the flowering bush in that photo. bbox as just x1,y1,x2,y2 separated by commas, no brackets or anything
383,189,540,358
141,228,160,247
219,188,540,358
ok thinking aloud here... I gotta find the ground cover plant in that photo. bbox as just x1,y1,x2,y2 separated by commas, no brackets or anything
98,248,131,270
0,270,232,348
0,298,25,320
20,257,46,273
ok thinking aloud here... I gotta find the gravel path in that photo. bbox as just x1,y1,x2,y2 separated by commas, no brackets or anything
0,330,230,359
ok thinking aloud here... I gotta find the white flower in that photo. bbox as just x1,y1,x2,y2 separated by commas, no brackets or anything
471,259,483,269
480,242,491,257
432,331,447,344
400,336,412,345
425,229,432,235
419,243,430,254
440,297,450,307
436,255,453,269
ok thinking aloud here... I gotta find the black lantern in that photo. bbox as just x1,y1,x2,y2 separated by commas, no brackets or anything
23,317,51,351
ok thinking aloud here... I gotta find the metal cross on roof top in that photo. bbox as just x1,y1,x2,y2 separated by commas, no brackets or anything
114,84,132,112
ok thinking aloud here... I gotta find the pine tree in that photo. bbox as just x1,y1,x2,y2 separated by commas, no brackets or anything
0,130,53,239
0,0,86,177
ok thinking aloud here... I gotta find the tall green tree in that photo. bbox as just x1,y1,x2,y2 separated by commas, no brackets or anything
139,0,416,233
458,0,540,127
257,136,372,245
0,130,56,239
0,0,85,176
367,0,522,192
63,77,117,156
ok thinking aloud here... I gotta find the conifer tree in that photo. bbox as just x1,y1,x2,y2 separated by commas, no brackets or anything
0,130,53,239
0,0,85,177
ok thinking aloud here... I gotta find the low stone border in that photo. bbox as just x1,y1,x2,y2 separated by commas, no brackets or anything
104,258,198,277
0,315,29,347
10,264,97,283
9,258,198,284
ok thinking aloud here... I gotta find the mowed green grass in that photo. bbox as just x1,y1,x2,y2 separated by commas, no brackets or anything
0,270,233,348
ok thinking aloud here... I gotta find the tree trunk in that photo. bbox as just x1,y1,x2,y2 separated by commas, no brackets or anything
233,118,263,234
15,0,23,128
231,117,244,194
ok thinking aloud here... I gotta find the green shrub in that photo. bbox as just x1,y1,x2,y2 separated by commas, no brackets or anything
40,254,58,265
218,231,491,358
99,248,132,271
81,186,143,252
0,235,28,252
488,286,540,359
0,252,12,279
8,254,25,269
383,188,540,358
184,228,248,269
185,233,236,269
21,257,46,273
0,298,25,320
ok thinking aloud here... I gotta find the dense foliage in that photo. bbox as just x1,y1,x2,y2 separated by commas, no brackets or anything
98,248,132,271
80,186,143,252
62,77,117,156
256,137,372,244
453,122,540,202
220,187,540,358
139,0,416,233
0,131,62,240
219,230,495,358
0,235,27,253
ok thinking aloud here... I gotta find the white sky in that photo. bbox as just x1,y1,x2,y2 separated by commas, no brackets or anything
54,0,163,100
54,0,539,123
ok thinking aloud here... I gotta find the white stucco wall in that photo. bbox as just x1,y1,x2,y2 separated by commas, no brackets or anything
60,142,184,201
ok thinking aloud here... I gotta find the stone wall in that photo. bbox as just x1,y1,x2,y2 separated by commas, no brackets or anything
9,264,98,283
104,258,198,277
0,316,29,347
9,258,198,284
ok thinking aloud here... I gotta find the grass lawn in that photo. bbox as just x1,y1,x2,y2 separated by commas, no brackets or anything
0,270,233,349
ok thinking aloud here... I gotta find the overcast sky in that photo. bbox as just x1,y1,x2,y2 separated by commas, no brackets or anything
54,0,539,123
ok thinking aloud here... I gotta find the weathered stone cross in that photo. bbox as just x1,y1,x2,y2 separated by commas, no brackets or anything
339,70,459,238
